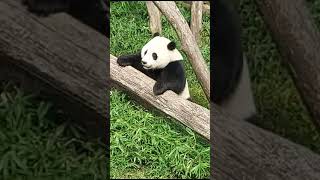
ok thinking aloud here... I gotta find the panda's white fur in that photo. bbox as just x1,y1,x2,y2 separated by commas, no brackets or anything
219,56,256,120
179,80,190,99
141,36,183,69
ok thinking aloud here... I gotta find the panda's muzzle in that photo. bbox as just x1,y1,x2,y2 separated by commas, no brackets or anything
141,60,151,69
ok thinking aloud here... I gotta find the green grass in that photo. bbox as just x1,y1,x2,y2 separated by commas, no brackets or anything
0,84,106,179
110,1,210,179
110,90,209,179
240,0,320,153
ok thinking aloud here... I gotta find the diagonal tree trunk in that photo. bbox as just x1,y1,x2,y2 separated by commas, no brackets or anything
153,1,210,101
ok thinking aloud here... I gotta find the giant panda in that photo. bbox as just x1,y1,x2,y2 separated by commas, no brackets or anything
213,0,257,120
117,33,190,100
23,0,109,38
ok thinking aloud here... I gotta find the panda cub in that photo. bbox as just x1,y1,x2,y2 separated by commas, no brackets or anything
117,33,190,99
213,0,257,121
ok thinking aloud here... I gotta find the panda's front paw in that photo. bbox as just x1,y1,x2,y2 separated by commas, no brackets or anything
153,82,166,96
117,56,132,67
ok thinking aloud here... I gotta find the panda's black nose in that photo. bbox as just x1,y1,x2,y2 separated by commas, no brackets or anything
141,61,147,65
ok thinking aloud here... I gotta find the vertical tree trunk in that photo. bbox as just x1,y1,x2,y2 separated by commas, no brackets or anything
146,1,162,35
190,1,203,44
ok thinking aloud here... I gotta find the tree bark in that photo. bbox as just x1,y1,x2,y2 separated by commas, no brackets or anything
255,0,320,129
0,0,109,140
190,1,203,44
110,54,210,140
211,103,320,180
153,1,210,101
146,1,162,35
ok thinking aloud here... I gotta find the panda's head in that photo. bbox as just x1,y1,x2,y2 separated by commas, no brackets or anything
140,33,183,69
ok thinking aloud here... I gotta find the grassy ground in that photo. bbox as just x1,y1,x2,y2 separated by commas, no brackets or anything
110,1,210,179
240,0,320,153
0,84,106,179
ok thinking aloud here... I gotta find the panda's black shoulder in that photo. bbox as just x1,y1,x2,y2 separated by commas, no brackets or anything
212,0,243,103
161,61,186,81
70,0,109,35
157,61,186,93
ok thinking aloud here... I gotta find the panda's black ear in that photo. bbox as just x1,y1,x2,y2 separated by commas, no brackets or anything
153,32,160,37
167,41,176,50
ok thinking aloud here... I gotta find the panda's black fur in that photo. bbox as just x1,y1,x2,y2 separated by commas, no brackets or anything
23,0,110,38
117,33,189,98
213,0,242,103
213,0,256,120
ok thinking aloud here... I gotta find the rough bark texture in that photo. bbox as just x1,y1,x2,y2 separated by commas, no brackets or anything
190,1,203,44
110,54,210,140
153,1,210,100
211,103,320,180
146,1,162,35
0,0,109,140
255,0,320,129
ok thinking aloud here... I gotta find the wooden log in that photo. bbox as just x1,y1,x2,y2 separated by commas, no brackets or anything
153,1,210,101
0,0,109,140
211,103,320,180
190,1,203,44
146,1,162,35
255,0,320,129
111,51,320,179
110,54,210,140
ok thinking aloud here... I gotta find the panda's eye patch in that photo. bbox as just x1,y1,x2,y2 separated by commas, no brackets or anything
152,53,158,60
144,50,147,55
